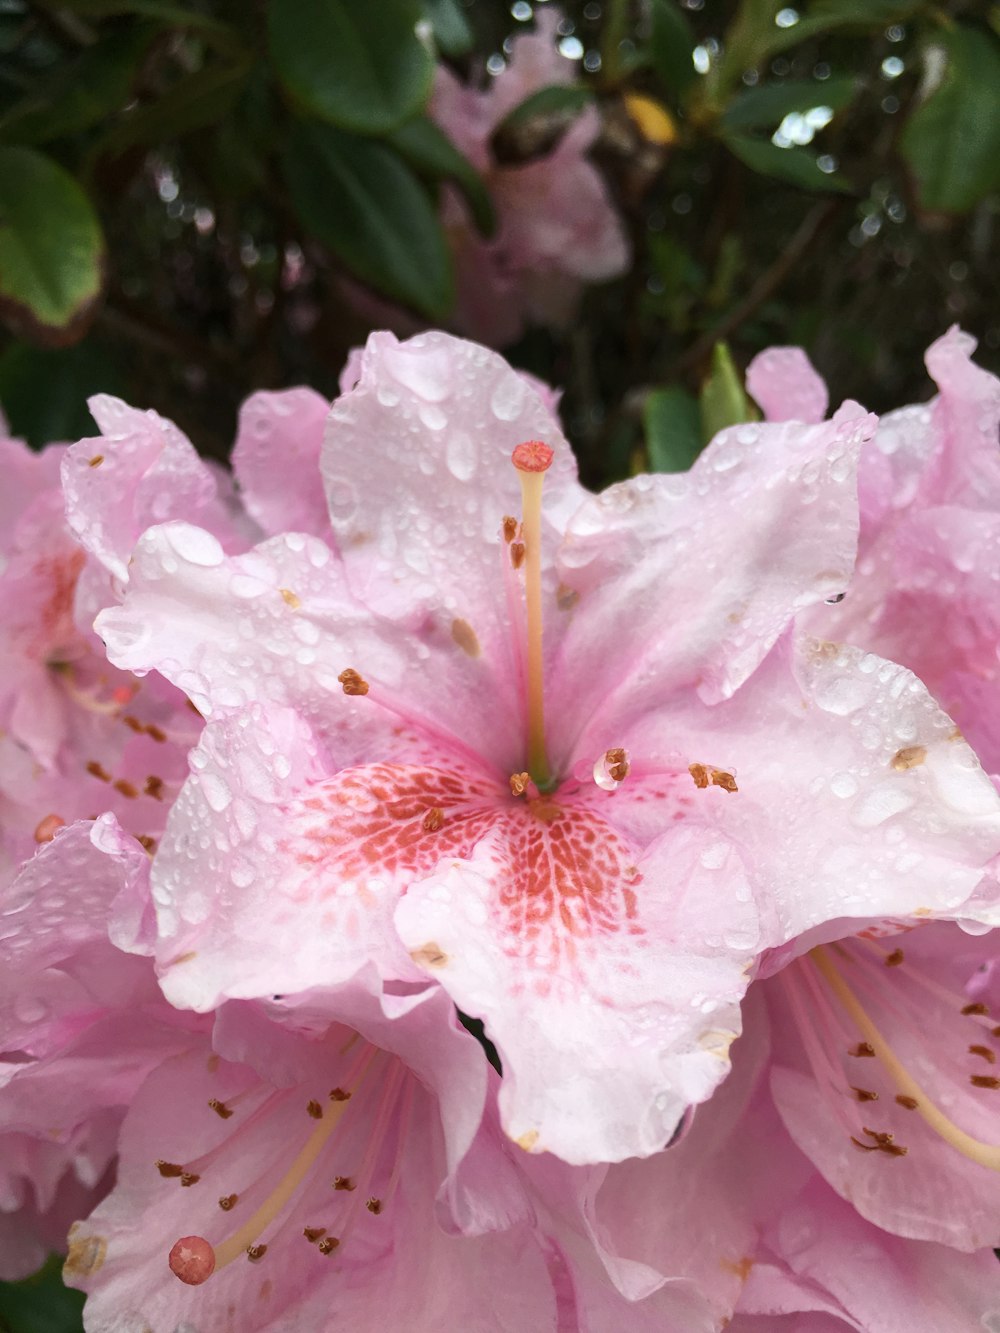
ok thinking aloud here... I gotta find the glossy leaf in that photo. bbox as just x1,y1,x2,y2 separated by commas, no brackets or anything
723,76,856,131
422,0,473,56
648,0,696,98
388,116,496,236
0,1255,85,1333
491,84,593,164
700,342,755,443
95,57,253,155
0,339,126,448
283,120,453,320
900,26,1000,214
0,148,105,343
644,386,702,472
724,134,850,192
268,0,433,135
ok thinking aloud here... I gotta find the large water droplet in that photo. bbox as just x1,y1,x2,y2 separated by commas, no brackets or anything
445,432,478,482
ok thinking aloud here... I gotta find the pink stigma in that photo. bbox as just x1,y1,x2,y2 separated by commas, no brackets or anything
169,1235,216,1285
512,440,553,474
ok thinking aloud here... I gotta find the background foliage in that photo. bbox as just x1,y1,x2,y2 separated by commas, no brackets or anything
1,0,998,1321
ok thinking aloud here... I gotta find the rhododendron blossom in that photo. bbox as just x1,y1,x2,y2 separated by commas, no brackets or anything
92,330,1000,1169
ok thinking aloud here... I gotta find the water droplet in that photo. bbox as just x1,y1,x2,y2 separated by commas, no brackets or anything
165,526,224,568
490,375,527,422
445,432,478,482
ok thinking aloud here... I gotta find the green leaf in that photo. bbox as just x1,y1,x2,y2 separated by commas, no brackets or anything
648,0,697,98
724,133,850,192
268,0,433,135
900,26,1000,214
722,75,856,130
644,386,702,472
699,342,755,443
388,116,496,236
0,1254,84,1333
0,147,105,343
491,84,593,163
0,25,154,146
422,0,473,56
95,57,253,155
37,0,236,31
283,120,453,320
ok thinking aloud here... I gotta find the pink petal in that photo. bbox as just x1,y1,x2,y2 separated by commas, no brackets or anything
232,388,332,539
745,347,829,424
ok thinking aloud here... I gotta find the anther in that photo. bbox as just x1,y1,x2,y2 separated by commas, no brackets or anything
891,745,927,771
502,516,518,543
884,948,905,967
146,724,167,743
86,761,111,782
896,1095,919,1110
969,1045,996,1064
710,768,738,793
136,835,157,854
848,1042,876,1058
970,1075,1000,1089
246,1244,267,1262
510,541,525,570
512,440,554,473
280,588,301,609
88,454,104,468
688,763,709,789
144,775,164,800
366,1197,382,1214
333,1176,355,1191
156,1160,184,1178
317,1237,340,1255
329,1088,351,1102
605,748,629,783
208,1098,233,1119
422,807,445,833
851,1087,879,1102
123,715,143,733
509,772,531,797
113,778,139,799
303,1227,326,1244
962,1003,989,1016
307,1100,323,1119
180,1172,200,1187
219,1194,238,1210
33,814,65,844
338,669,369,697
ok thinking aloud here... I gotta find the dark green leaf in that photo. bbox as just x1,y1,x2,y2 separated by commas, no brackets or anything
95,58,253,155
700,342,755,443
0,338,126,447
644,386,702,472
0,1254,85,1333
268,0,433,135
0,25,154,146
491,84,593,163
283,120,453,320
37,0,236,30
0,147,105,342
422,0,473,56
388,116,496,236
648,0,697,98
900,26,1000,214
724,133,850,192
722,75,856,130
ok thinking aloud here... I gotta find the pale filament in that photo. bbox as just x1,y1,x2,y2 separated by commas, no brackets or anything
811,946,1000,1171
514,451,552,789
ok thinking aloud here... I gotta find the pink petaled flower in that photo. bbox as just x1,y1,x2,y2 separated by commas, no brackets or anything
93,330,1000,1165
428,8,630,346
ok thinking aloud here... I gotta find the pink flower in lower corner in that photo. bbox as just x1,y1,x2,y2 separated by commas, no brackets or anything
93,329,1000,1167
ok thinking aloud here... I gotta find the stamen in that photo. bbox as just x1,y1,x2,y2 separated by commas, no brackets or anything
338,669,369,697
422,807,445,833
885,948,905,967
219,1194,238,1210
34,814,65,844
502,516,518,543
594,747,630,791
509,771,531,797
811,947,1000,1171
512,441,554,789
208,1099,233,1119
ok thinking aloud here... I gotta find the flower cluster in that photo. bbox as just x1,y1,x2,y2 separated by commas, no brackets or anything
3,325,1000,1330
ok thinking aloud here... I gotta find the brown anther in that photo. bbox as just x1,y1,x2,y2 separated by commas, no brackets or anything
895,1095,919,1110
422,806,445,833
86,761,111,783
329,1088,351,1102
366,1197,382,1215
852,1127,908,1157
688,763,709,789
33,814,65,844
884,948,905,967
246,1244,267,1262
113,779,139,799
146,723,167,743
208,1098,233,1119
963,1003,990,1016
970,1074,1000,1089
280,588,301,609
509,771,530,797
891,745,927,771
136,834,157,854
605,748,629,783
180,1172,200,1187
710,768,738,793
317,1237,340,1255
307,1100,323,1120
303,1227,326,1244
156,1160,184,1178
338,668,369,697
144,775,164,800
123,715,144,733
851,1087,879,1102
333,1176,355,1191
218,1194,238,1211
88,454,104,468
502,515,518,543
510,541,525,570
992,1026,1000,1038
969,1044,996,1064
848,1042,876,1058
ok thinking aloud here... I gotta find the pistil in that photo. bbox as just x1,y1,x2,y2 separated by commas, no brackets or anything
811,946,1000,1171
512,441,554,789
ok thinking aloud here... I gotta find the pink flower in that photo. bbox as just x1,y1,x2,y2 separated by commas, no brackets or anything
94,330,1000,1166
748,326,1000,771
428,8,630,346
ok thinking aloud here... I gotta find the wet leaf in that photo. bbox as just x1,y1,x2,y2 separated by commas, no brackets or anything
644,386,702,472
700,342,756,443
388,116,496,236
